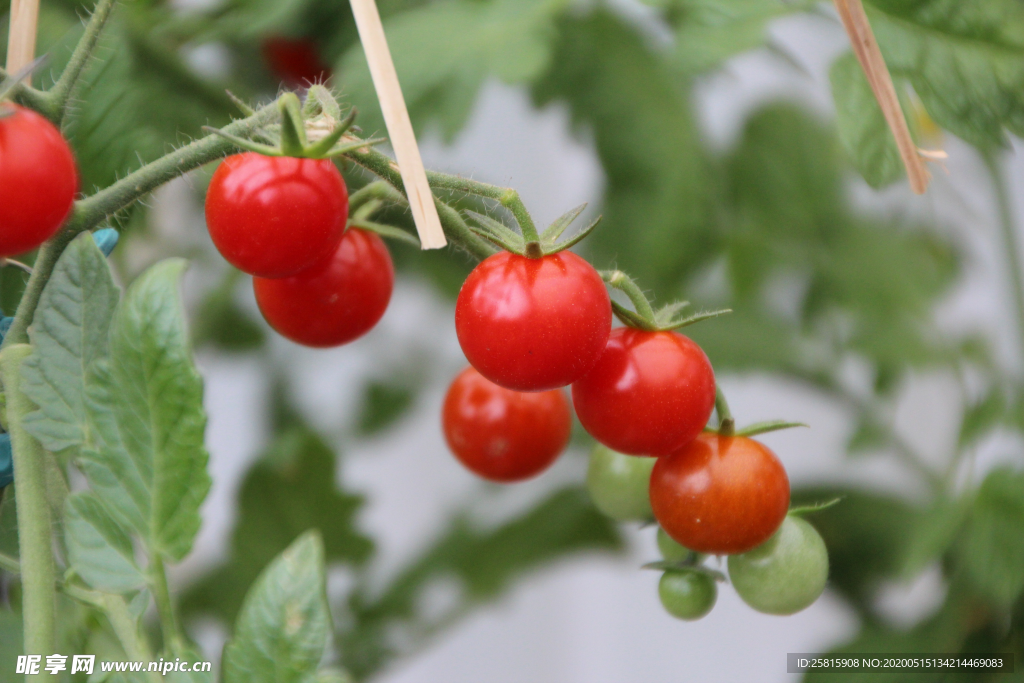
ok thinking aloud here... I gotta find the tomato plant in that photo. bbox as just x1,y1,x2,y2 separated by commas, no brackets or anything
650,434,790,555
572,327,716,456
254,228,394,347
0,104,77,256
442,366,571,482
455,250,611,391
205,152,349,278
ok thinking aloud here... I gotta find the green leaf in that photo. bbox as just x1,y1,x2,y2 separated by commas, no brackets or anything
900,496,968,579
533,9,711,293
182,427,372,624
958,388,1006,448
830,51,906,188
865,0,1024,147
65,492,146,593
21,232,119,454
355,381,416,436
339,0,571,140
0,608,23,683
79,259,211,561
340,486,621,679
671,0,809,73
223,531,331,683
957,467,1024,606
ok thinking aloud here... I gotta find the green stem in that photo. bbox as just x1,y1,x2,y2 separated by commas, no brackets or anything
425,171,541,244
0,550,19,574
601,270,657,321
65,586,161,683
715,386,735,436
150,555,185,657
982,149,1024,368
0,67,50,114
0,345,57,673
1,101,280,351
345,148,495,259
42,0,117,123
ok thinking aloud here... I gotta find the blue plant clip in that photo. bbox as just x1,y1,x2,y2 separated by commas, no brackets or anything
92,228,119,257
0,433,12,490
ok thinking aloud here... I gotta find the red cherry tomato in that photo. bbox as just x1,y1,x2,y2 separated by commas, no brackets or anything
0,105,77,256
261,37,332,87
205,153,348,278
442,366,571,482
455,251,611,392
253,228,393,347
650,434,790,555
571,327,715,456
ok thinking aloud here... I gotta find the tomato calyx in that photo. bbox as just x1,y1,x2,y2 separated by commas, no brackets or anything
641,561,726,582
600,270,731,333
344,181,422,249
203,87,383,160
466,202,602,258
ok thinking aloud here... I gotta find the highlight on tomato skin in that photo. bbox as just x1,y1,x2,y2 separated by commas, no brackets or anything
253,227,394,348
442,366,572,483
571,327,716,457
0,104,78,257
205,152,349,278
649,433,790,555
455,250,612,392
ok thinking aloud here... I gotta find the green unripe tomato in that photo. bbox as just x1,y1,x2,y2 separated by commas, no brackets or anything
727,515,828,615
658,570,717,621
586,445,655,521
657,527,703,564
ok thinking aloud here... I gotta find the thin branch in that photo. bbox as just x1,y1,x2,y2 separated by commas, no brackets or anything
43,0,117,123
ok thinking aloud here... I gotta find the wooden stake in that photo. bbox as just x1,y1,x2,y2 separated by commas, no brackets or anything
834,0,930,194
6,0,40,79
348,0,447,249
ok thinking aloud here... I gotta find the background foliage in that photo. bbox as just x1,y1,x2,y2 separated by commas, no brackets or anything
1,0,1023,680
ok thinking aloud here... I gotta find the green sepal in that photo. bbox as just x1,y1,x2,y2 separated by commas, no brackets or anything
788,498,843,516
348,220,421,249
735,420,809,437
278,93,308,156
641,561,726,582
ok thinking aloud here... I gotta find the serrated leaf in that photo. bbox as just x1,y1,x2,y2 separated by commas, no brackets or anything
65,492,145,594
830,51,907,188
957,467,1024,606
21,232,119,455
223,532,330,683
340,0,571,140
866,0,1024,147
79,259,211,561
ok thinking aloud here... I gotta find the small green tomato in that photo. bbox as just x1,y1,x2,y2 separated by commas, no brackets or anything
657,527,703,564
727,515,828,615
586,445,655,521
658,570,717,621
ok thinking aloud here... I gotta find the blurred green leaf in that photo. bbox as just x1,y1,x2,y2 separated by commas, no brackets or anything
958,388,1006,448
533,9,711,293
21,233,119,456
182,427,372,624
65,491,146,593
866,0,1024,147
223,531,330,683
830,51,906,188
355,381,415,436
192,272,266,352
80,259,211,561
957,467,1024,607
900,496,969,579
340,0,571,140
0,608,23,683
340,486,622,680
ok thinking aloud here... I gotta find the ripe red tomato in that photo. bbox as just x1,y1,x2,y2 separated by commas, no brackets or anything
650,434,790,555
205,153,348,278
455,251,611,392
262,37,331,87
442,366,571,482
253,228,393,347
0,105,77,256
571,328,715,456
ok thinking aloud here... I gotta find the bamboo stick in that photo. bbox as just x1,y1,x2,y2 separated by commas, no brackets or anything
5,0,40,80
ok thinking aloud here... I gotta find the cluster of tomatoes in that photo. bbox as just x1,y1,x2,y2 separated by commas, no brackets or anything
440,243,829,621
204,153,394,348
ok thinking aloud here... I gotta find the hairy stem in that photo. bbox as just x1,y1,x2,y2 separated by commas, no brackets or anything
150,555,185,656
425,171,540,243
983,150,1024,368
0,345,57,673
41,0,117,123
715,387,735,436
601,270,657,321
